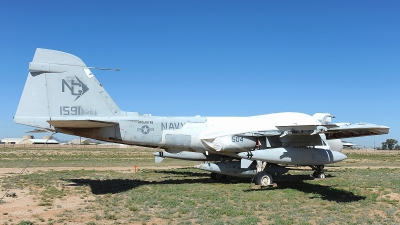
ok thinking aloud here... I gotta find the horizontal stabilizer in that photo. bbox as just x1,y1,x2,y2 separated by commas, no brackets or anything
47,120,118,128
29,62,68,74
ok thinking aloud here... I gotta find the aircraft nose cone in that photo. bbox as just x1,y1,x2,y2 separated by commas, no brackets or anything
331,151,347,162
237,152,248,158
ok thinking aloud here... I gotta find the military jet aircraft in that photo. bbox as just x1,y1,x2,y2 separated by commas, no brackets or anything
15,48,389,186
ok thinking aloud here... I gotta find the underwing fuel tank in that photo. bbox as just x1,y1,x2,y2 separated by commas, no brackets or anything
237,147,347,165
196,161,289,177
153,151,222,161
196,161,257,177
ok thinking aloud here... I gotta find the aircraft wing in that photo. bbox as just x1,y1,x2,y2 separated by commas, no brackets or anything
236,124,337,137
25,128,54,133
206,123,389,149
234,123,388,139
325,123,390,139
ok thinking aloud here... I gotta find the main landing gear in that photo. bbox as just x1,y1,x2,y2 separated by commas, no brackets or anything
255,171,273,186
254,160,273,186
311,165,325,179
210,172,227,181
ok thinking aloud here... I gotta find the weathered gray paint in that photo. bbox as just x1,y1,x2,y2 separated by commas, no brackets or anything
14,49,390,181
237,147,347,165
165,134,191,149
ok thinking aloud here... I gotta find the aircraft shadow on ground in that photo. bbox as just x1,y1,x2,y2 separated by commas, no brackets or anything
69,177,213,195
153,169,210,177
68,168,244,195
69,172,365,203
245,174,366,203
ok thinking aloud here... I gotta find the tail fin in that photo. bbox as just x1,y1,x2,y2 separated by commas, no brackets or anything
15,48,122,130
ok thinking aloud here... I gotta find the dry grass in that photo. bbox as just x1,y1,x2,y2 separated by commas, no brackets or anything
0,148,399,225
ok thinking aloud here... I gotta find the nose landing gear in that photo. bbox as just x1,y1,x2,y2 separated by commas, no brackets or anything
311,165,325,179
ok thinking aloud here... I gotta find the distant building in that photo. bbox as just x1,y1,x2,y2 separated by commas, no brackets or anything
0,135,59,145
19,139,59,144
342,141,355,148
68,138,98,145
1,138,24,144
98,142,131,148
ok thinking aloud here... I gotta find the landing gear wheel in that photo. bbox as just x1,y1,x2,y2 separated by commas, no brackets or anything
255,171,273,186
312,171,318,178
311,165,326,179
312,172,325,179
211,172,227,181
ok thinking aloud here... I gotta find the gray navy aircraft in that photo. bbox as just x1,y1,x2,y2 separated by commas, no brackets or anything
15,48,390,186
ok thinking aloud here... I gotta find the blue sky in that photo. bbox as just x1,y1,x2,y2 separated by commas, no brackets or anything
0,1,399,147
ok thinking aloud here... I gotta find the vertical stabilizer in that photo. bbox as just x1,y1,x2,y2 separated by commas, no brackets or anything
15,48,122,130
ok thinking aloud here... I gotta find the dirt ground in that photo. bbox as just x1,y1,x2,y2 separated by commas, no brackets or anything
1,164,400,224
0,166,186,224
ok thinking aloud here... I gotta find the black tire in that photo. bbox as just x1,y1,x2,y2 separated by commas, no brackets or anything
318,173,326,179
255,171,273,186
211,172,227,181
